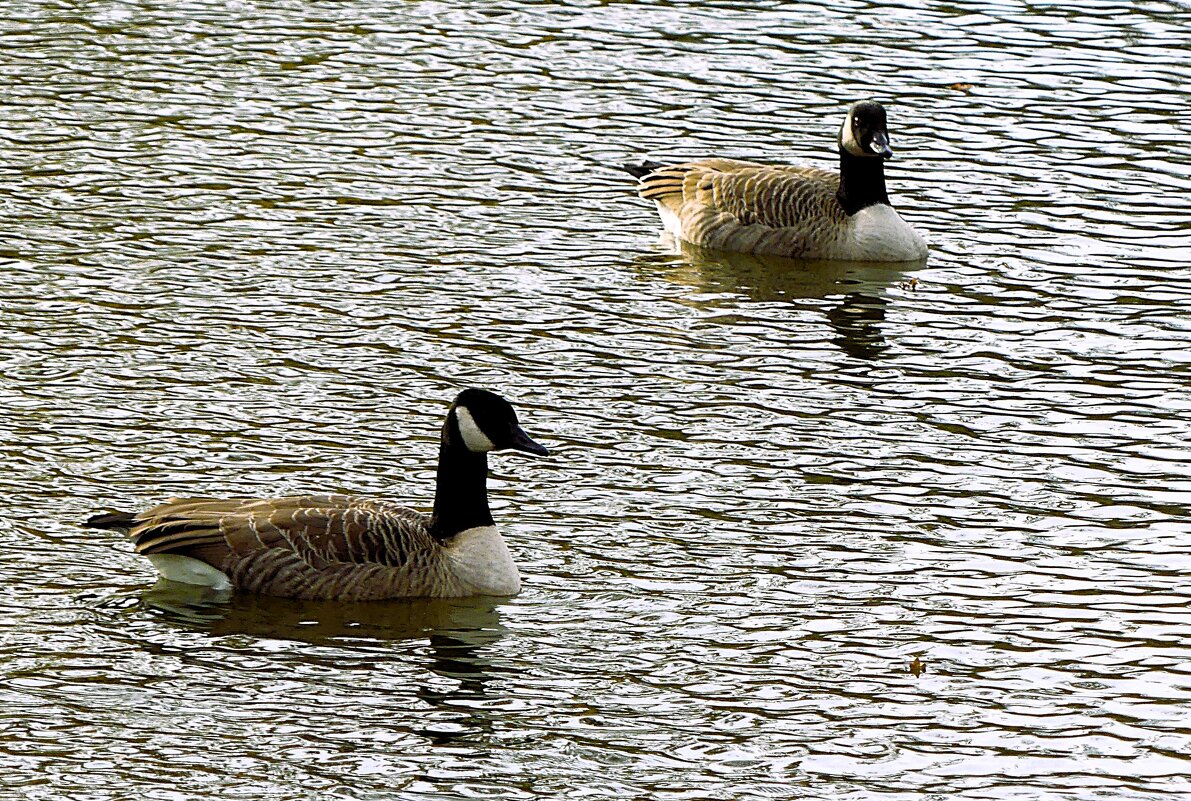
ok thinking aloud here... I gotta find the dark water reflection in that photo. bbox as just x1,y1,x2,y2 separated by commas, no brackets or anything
138,581,504,646
639,239,922,360
2,0,1191,799
135,584,509,745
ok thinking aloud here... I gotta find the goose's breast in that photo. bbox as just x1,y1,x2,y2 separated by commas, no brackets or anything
842,205,928,261
443,526,521,596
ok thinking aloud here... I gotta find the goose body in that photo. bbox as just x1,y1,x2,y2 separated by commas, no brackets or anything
627,101,927,262
84,389,548,601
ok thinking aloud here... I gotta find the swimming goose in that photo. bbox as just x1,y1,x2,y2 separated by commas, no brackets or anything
625,100,927,261
83,389,549,601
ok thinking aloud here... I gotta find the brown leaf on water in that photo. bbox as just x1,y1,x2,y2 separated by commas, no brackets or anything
909,656,926,677
949,82,974,93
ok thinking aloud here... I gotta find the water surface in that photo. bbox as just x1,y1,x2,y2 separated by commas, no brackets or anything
2,1,1190,798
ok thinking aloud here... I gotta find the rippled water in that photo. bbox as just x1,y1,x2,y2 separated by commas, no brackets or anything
2,0,1190,798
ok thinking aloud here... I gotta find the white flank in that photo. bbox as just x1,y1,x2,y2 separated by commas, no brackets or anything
455,406,496,452
656,202,684,239
146,554,233,591
444,526,521,596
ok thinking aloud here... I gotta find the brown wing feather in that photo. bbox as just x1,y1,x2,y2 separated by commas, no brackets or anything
113,495,502,601
635,159,847,255
131,494,433,570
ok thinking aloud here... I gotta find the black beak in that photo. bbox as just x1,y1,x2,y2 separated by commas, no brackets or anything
870,131,893,159
507,425,549,457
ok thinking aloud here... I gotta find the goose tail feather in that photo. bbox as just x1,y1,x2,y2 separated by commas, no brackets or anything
623,160,667,179
83,510,138,530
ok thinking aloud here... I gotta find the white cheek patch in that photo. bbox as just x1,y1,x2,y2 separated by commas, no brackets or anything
455,406,496,452
839,114,867,157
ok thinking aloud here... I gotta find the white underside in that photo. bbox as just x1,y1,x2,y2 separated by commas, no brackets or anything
147,554,233,591
146,528,520,598
661,200,927,261
444,525,521,596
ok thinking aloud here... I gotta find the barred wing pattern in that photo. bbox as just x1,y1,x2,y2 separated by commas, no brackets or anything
128,495,466,600
636,159,847,257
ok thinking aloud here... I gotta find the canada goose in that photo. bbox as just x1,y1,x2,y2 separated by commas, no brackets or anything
625,100,927,261
83,389,549,601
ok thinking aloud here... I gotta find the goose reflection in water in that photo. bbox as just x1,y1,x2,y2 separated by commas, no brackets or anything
139,580,507,744
642,237,926,361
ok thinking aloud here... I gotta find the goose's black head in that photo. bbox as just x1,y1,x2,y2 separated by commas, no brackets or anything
839,100,893,160
448,388,549,456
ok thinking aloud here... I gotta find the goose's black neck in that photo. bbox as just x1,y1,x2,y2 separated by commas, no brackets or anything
836,149,890,216
428,419,493,542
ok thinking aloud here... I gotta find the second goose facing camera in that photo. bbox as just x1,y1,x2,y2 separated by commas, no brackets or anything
83,389,549,601
626,100,928,262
